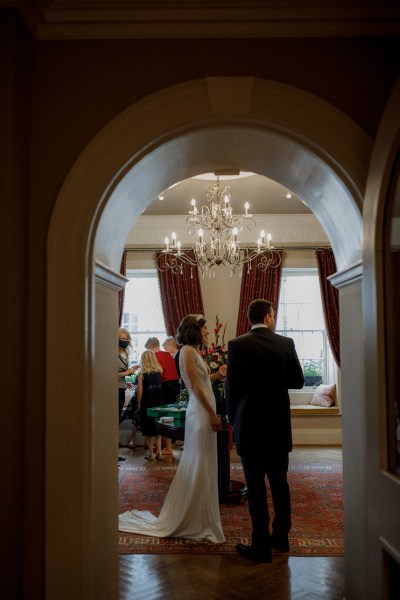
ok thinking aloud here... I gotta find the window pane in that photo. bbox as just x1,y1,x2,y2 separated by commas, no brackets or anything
123,270,167,362
276,268,328,387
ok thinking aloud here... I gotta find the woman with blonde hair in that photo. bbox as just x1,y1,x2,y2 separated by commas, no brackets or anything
137,350,164,461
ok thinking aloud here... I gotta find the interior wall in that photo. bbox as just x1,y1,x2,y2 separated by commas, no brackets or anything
2,7,399,596
0,11,35,598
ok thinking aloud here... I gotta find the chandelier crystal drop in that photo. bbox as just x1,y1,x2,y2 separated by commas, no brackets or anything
158,178,281,277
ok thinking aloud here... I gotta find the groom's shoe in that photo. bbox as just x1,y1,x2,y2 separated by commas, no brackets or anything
270,534,290,552
236,543,272,563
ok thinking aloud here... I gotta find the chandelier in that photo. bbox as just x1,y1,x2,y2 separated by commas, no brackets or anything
158,178,282,277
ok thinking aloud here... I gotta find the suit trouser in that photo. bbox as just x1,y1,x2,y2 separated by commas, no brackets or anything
241,451,291,549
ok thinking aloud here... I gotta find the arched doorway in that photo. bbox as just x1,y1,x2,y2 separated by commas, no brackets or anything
47,78,369,599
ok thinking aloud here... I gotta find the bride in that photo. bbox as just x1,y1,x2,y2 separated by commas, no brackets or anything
118,314,225,544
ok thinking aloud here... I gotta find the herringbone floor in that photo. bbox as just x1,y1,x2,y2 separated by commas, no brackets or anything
119,446,344,600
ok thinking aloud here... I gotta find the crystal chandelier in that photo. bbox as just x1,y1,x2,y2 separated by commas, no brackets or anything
158,178,282,277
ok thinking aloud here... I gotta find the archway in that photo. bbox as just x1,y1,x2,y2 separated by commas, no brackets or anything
47,77,370,599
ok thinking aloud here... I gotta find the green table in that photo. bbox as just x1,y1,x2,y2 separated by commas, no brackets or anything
148,403,247,504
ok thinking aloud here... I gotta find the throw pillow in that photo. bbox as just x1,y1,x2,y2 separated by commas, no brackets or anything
310,383,336,407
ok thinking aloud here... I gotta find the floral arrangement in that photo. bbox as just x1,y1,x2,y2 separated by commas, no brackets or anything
201,314,227,371
201,315,228,419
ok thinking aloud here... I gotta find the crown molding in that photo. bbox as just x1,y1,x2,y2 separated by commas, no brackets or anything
125,213,329,247
13,0,400,40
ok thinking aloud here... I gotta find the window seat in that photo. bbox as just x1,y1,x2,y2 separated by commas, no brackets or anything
289,390,341,445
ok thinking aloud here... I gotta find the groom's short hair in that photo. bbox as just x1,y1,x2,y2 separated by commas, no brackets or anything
247,299,273,325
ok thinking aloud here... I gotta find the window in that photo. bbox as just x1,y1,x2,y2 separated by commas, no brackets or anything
275,268,334,388
122,269,167,363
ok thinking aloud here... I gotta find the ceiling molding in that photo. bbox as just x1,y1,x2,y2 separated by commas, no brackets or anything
125,213,329,247
14,0,400,40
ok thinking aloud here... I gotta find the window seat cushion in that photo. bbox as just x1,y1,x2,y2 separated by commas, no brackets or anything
310,383,336,407
290,404,340,416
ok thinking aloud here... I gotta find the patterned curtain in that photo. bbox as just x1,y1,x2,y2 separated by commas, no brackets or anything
235,250,284,336
118,250,127,326
315,249,340,369
156,250,204,337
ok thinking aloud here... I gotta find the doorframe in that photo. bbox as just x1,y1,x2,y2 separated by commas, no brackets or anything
363,79,400,599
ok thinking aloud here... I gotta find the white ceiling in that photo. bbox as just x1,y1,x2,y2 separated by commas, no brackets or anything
142,173,311,216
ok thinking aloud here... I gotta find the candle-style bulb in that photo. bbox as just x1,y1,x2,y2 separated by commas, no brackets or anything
244,202,249,215
191,198,196,206
172,232,176,240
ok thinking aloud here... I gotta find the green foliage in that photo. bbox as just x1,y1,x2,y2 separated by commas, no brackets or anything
175,388,189,405
303,359,323,377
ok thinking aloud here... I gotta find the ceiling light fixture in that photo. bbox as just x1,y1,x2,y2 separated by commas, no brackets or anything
158,178,281,277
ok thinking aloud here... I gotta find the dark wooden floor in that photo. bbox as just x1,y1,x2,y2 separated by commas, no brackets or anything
118,445,344,600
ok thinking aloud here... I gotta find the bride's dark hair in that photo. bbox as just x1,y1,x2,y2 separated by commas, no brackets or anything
176,314,206,346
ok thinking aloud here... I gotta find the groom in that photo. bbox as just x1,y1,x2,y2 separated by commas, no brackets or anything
225,299,304,562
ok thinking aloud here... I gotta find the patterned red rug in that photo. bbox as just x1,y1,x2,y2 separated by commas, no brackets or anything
119,462,343,556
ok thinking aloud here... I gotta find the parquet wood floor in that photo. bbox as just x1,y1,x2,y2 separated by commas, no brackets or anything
119,445,344,600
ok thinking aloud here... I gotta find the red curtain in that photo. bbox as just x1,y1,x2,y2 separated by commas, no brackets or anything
118,250,127,326
156,250,205,337
235,250,284,336
315,249,340,368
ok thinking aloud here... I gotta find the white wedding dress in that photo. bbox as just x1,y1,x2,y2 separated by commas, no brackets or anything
118,350,225,543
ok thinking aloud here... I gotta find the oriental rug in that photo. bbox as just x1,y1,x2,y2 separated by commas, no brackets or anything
118,462,343,556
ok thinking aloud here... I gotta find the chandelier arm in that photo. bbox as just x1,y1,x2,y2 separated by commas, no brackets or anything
161,178,280,277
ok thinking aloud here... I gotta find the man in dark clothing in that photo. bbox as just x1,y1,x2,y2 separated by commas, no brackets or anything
225,299,304,563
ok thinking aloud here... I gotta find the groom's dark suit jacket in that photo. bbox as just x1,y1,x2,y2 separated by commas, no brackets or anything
225,327,304,456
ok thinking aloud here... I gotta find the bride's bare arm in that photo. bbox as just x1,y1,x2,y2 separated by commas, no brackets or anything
180,346,222,431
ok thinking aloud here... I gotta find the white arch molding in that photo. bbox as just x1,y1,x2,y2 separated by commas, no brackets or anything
47,78,370,599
